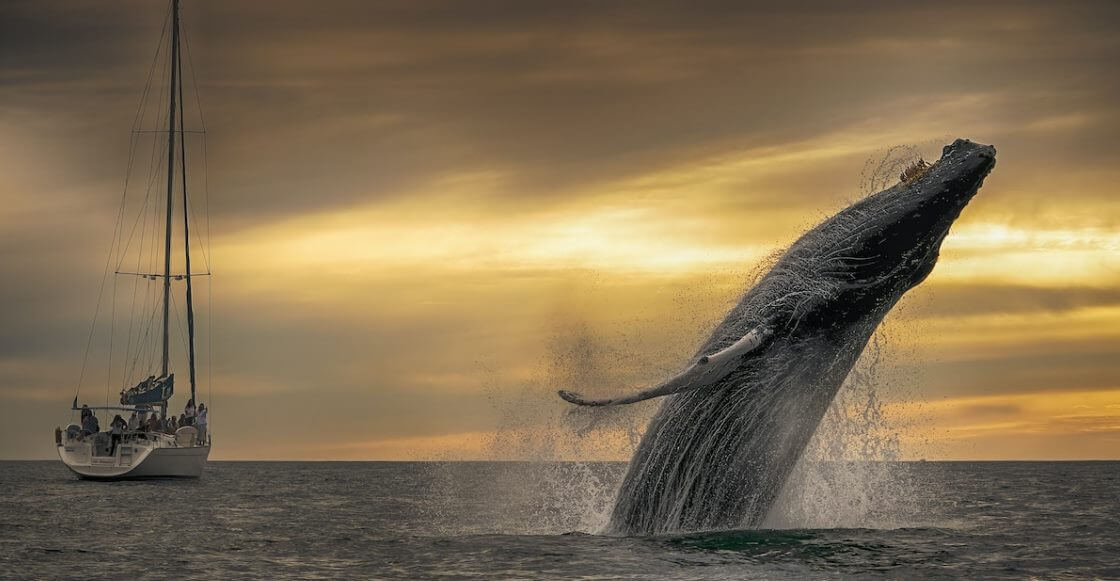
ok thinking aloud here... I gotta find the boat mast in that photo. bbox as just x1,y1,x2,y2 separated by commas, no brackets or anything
161,0,180,381
178,22,198,405
156,0,181,420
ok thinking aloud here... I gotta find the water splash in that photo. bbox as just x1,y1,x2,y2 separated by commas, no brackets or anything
765,145,937,530
858,144,923,195
424,319,650,535
474,291,737,534
764,332,919,529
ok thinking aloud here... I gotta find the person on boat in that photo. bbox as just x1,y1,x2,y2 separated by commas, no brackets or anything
167,415,178,433
109,414,127,455
147,412,160,433
81,409,99,437
184,399,196,426
127,411,139,432
196,403,208,445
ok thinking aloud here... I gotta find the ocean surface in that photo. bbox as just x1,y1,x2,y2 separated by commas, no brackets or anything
1,460,1117,579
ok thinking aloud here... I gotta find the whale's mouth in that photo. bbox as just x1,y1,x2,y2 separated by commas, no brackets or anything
937,139,997,198
902,144,995,285
932,141,996,240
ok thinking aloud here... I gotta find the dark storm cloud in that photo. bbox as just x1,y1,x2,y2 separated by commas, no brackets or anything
0,1,158,80
5,0,1119,223
194,0,1119,220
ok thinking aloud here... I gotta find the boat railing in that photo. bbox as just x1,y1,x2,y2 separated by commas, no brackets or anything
61,426,206,450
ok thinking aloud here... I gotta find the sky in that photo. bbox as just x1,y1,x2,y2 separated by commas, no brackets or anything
2,0,1119,460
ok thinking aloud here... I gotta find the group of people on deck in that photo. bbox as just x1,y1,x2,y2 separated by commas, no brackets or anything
76,399,209,454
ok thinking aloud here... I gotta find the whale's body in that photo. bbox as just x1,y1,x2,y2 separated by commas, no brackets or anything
561,139,996,534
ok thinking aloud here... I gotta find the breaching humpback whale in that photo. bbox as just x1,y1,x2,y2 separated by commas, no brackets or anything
559,139,996,534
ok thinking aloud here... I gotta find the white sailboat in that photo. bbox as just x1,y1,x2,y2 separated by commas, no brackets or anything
57,0,212,479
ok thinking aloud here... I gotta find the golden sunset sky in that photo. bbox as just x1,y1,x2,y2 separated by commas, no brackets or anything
2,1,1118,460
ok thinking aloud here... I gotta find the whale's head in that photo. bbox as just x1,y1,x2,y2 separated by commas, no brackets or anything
796,139,996,299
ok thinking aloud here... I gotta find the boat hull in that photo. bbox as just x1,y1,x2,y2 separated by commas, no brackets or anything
58,437,210,480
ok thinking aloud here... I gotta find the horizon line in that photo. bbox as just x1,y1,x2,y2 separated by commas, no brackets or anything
6,457,1120,463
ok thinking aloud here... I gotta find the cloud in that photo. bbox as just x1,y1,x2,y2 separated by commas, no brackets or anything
889,389,1120,459
904,283,1120,318
3,0,1120,459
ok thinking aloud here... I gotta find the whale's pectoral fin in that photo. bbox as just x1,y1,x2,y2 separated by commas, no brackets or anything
558,390,612,406
557,326,773,407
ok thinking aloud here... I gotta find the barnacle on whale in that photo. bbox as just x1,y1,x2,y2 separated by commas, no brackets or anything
900,158,931,184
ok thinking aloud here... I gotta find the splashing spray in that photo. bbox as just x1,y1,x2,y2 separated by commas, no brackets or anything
765,145,935,529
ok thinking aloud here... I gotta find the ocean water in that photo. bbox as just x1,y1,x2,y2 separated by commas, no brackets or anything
1,460,1117,579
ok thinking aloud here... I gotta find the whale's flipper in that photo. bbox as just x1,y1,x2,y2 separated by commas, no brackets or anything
558,326,773,407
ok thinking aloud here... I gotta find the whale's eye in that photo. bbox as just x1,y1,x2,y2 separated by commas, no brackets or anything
698,356,710,364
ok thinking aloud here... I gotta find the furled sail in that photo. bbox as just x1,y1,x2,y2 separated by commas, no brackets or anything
120,374,174,405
